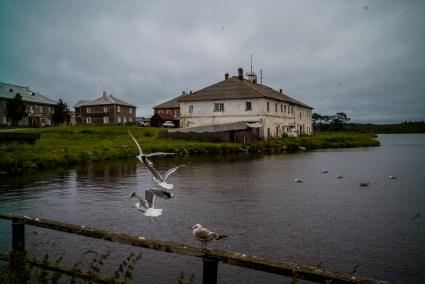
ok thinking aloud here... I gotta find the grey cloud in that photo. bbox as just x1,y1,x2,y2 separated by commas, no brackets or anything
0,0,424,123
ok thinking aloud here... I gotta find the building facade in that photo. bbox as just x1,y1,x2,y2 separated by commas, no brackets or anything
178,69,313,139
151,92,190,127
74,91,136,125
0,82,57,126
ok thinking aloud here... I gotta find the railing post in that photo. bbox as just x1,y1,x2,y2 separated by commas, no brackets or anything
12,220,25,253
10,220,26,279
202,257,218,284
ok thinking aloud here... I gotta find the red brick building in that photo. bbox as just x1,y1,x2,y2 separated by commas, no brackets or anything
74,91,136,125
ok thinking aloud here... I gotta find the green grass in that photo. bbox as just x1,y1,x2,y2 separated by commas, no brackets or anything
0,126,379,174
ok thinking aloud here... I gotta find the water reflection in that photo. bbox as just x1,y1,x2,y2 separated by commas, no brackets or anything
0,135,424,283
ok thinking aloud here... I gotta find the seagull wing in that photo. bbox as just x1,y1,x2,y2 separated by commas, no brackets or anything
195,227,213,241
144,189,156,208
163,166,179,181
128,130,143,156
148,188,173,199
143,157,163,181
145,152,176,157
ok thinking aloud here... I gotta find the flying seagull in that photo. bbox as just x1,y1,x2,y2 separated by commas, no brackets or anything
294,178,304,183
129,189,170,217
128,130,175,163
389,176,398,180
128,130,179,189
336,175,344,179
191,224,227,249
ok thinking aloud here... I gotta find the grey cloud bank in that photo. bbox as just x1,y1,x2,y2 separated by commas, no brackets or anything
1,0,424,123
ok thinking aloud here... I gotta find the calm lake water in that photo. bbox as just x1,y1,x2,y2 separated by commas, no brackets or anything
1,134,425,283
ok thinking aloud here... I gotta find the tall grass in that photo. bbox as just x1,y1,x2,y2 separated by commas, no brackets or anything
0,126,379,174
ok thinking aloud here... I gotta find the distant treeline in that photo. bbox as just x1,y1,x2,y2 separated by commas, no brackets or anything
346,121,425,134
312,112,425,133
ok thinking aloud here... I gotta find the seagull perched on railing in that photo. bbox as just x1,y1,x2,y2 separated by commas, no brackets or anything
130,189,172,217
128,130,179,190
191,224,227,249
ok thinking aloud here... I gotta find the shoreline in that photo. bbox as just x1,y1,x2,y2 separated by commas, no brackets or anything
0,125,379,175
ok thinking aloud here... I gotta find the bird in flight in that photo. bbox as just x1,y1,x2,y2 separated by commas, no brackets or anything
130,188,172,217
128,130,179,190
191,224,227,249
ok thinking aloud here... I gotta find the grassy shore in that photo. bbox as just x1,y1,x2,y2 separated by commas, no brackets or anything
0,125,379,174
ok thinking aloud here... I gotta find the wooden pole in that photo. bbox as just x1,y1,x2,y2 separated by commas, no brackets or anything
10,220,26,281
12,221,25,253
202,257,218,284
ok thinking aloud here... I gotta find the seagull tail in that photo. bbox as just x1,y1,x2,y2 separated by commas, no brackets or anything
217,235,227,240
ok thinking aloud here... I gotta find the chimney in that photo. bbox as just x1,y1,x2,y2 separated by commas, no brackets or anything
279,89,282,94
225,73,229,80
182,91,185,95
238,68,243,80
103,91,107,97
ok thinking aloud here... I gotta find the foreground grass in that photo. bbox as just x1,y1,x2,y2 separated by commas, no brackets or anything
0,125,379,174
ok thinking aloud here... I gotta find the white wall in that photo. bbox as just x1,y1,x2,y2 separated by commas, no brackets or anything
180,98,312,139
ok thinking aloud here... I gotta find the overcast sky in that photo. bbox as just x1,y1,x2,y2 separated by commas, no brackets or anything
1,0,424,123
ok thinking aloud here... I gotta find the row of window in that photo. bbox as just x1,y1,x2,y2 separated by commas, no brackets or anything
28,105,54,114
84,106,132,114
266,102,295,114
157,109,180,115
187,101,303,115
85,117,133,124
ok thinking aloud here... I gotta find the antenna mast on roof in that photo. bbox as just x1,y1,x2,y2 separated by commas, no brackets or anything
246,54,257,83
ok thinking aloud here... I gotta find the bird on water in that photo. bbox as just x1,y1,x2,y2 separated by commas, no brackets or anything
191,224,227,249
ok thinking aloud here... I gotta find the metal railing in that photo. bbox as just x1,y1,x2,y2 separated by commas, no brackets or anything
0,213,387,284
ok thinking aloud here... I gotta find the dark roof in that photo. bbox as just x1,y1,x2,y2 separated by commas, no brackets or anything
153,93,190,109
74,93,136,108
152,113,175,120
178,76,313,109
0,82,57,105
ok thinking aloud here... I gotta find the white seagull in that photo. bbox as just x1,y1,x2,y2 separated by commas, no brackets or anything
130,189,171,217
128,131,179,189
389,176,398,180
336,175,344,179
191,224,227,249
294,178,304,183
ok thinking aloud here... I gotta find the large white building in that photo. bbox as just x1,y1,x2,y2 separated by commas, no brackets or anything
178,68,313,139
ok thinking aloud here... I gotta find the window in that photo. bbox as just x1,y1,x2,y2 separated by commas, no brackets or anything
175,109,180,116
267,128,271,137
103,117,109,124
123,117,127,123
103,106,108,113
214,103,224,112
86,117,91,124
267,102,270,112
245,101,252,111
129,108,132,114
284,105,287,113
275,103,278,112
167,110,171,114
300,112,302,119
280,105,283,112
117,106,120,113
189,105,193,113
86,107,91,114
117,117,121,123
